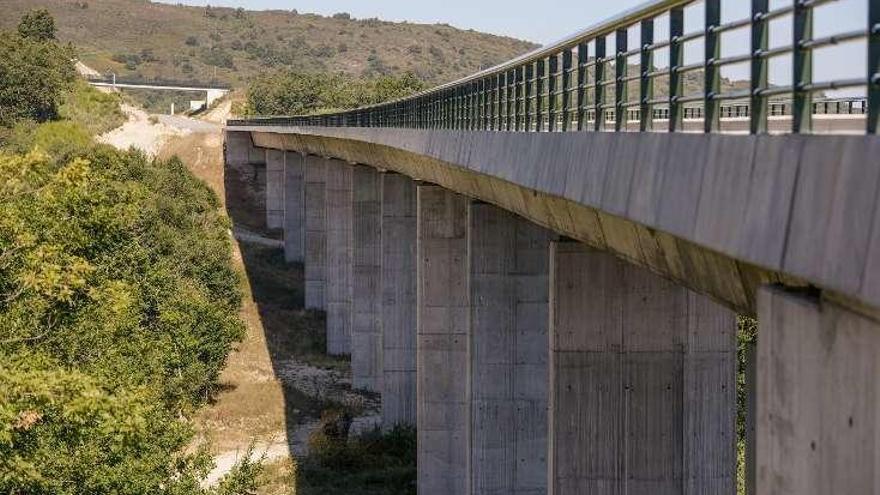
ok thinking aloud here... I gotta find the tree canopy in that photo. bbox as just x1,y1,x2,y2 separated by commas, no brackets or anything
17,8,57,42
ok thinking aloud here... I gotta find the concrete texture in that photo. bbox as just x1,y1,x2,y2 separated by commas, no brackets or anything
325,158,353,355
352,165,382,391
468,203,552,495
283,151,305,263
548,240,736,494
242,127,880,318
381,172,418,428
417,184,470,495
265,149,285,230
756,285,880,495
304,155,327,310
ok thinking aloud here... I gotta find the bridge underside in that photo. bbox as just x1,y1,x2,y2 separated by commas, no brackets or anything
236,126,880,319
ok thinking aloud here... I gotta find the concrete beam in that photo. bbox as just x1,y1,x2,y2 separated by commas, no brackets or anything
304,155,327,311
417,184,470,495
265,149,285,230
283,151,305,264
325,158,353,355
469,203,552,495
756,286,880,494
352,165,382,391
548,241,736,494
381,172,417,428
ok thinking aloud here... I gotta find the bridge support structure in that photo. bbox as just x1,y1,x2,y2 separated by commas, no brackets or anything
756,285,880,494
283,152,305,264
468,202,553,495
304,155,327,311
325,158,353,355
265,150,285,230
380,172,418,429
548,240,736,494
416,184,471,495
352,166,383,391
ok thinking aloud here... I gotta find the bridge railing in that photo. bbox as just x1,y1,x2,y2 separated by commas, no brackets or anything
230,0,880,134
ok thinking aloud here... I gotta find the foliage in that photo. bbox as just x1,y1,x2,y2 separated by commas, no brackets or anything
0,142,249,493
246,70,426,116
298,424,417,495
17,8,56,42
0,30,75,127
58,80,126,136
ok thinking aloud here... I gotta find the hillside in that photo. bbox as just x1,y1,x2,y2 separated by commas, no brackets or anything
0,0,539,88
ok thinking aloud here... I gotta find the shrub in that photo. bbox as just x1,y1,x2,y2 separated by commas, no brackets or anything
186,35,199,46
17,8,56,41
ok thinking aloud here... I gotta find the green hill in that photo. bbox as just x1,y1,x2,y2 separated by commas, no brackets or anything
0,0,538,88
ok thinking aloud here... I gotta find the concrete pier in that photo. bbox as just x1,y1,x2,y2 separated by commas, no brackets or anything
756,286,880,494
325,158,353,355
352,165,382,391
304,155,327,311
265,149,285,230
548,241,736,494
468,203,552,495
283,151,305,264
417,184,470,495
380,173,418,428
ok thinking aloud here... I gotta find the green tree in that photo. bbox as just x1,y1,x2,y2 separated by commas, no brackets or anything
17,9,56,42
0,31,75,127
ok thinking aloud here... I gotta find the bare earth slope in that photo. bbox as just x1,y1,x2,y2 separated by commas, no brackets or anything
0,0,538,87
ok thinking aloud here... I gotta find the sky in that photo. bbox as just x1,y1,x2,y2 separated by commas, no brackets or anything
155,0,868,96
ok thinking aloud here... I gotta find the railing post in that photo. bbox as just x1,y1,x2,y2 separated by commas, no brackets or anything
498,72,506,130
536,59,545,131
705,0,721,132
669,7,685,132
615,28,628,132
594,37,605,132
869,0,880,133
507,69,516,130
525,63,534,131
562,49,573,131
640,19,654,132
577,41,588,131
515,66,525,131
549,55,558,131
793,0,813,133
751,0,769,134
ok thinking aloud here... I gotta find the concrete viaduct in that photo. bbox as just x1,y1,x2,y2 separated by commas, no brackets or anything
226,0,880,493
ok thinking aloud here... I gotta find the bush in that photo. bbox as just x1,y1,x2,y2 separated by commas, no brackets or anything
0,31,75,127
186,35,199,46
58,81,125,136
17,8,56,41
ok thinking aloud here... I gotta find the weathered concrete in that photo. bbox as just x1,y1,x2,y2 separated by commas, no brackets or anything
283,151,305,263
243,127,880,318
381,172,418,428
352,165,382,391
225,131,267,224
548,240,736,494
325,158,353,355
417,184,470,495
468,203,552,495
265,149,285,230
756,285,880,495
304,155,327,310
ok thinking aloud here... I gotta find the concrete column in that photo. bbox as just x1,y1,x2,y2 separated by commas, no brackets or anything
469,203,552,495
283,152,305,264
381,172,417,428
304,155,327,311
548,241,736,495
224,131,266,224
756,286,880,494
352,165,382,391
265,149,285,230
325,158,353,355
417,184,470,495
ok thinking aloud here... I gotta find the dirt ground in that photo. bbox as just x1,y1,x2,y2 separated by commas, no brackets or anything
156,103,378,493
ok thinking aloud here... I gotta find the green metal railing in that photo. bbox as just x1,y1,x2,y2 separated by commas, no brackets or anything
230,0,880,135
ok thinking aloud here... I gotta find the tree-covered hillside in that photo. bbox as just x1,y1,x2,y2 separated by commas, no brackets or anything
0,0,539,87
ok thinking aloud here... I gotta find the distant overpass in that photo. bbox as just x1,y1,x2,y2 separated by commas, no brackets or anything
87,77,230,107
226,0,880,494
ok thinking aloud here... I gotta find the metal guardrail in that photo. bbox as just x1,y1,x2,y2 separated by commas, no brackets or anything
86,76,232,90
230,0,880,134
